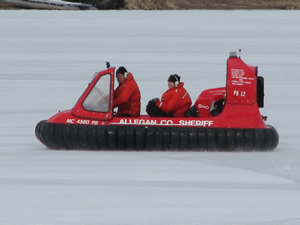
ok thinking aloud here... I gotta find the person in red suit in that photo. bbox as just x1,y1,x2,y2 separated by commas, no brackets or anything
146,74,192,117
113,66,141,117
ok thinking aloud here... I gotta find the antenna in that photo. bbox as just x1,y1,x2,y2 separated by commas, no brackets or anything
238,49,242,58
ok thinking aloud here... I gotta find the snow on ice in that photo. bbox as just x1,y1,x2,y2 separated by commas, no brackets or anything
0,10,300,225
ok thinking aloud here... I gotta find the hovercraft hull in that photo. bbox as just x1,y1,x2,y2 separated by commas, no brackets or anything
35,120,279,151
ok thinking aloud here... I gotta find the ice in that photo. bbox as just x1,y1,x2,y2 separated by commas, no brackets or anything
0,10,300,225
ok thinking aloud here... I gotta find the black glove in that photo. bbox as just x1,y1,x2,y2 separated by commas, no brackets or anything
146,98,173,117
146,98,158,116
184,105,199,117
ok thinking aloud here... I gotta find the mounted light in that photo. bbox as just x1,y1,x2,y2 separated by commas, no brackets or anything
229,51,238,58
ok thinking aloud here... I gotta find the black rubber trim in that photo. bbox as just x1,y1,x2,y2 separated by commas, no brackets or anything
35,120,279,151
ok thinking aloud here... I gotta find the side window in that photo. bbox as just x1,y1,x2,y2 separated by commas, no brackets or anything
83,74,111,112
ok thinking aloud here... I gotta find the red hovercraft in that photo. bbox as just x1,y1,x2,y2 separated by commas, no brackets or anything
35,52,279,151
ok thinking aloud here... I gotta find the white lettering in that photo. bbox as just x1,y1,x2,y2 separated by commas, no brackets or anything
76,119,90,125
66,119,75,124
151,120,157,125
160,120,173,125
167,120,173,125
231,69,245,78
119,119,157,125
231,69,246,86
146,120,156,125
178,120,213,127
91,120,98,125
113,119,213,127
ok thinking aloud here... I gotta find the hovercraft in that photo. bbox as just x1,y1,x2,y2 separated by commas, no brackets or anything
35,52,279,151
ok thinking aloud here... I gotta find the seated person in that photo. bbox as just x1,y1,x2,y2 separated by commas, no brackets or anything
113,66,141,117
147,74,192,117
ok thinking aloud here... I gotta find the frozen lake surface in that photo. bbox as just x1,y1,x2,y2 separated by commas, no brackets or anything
0,10,300,225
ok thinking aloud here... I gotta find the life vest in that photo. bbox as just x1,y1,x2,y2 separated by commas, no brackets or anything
113,73,141,117
156,82,192,117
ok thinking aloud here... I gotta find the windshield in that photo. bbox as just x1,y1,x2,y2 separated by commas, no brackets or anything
82,74,111,112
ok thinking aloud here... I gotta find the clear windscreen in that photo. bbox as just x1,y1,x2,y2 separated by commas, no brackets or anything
82,74,111,112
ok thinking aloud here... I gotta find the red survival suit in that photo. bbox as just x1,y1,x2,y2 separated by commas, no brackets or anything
156,82,192,117
113,73,141,117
